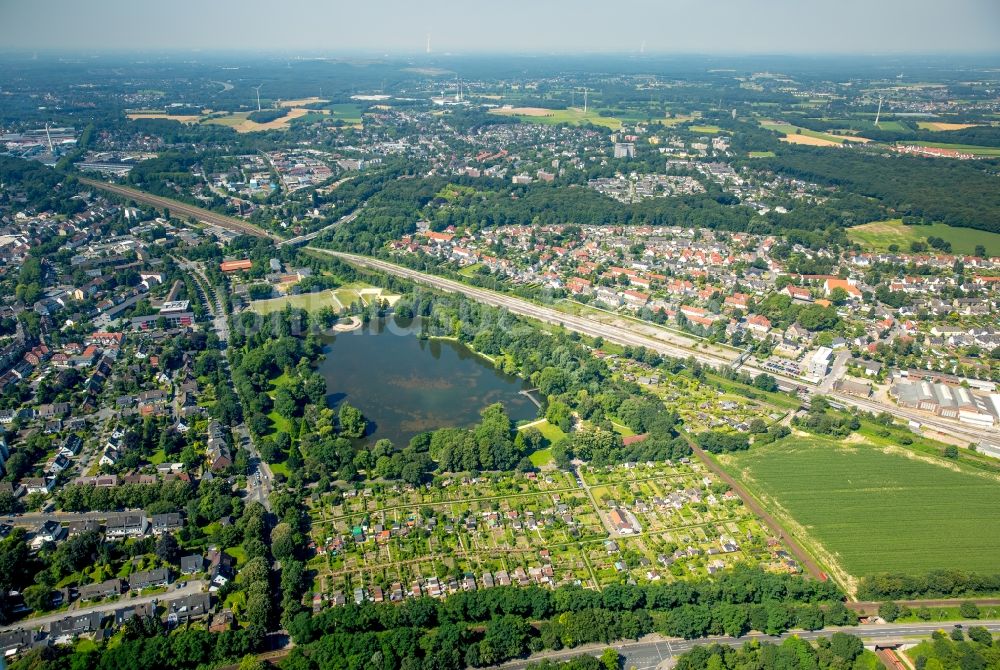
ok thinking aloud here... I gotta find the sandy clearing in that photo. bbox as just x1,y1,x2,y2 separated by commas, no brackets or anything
233,107,311,132
780,134,840,147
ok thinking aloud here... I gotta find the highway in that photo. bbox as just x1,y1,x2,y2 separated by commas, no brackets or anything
499,621,1000,670
78,178,279,241
310,250,994,446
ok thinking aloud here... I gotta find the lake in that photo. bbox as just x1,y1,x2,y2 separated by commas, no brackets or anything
317,317,538,446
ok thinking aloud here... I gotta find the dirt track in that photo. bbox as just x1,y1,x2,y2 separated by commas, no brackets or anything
679,432,827,583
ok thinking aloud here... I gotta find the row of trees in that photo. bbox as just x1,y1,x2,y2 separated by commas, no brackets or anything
675,633,870,670
858,570,1000,601
278,566,845,670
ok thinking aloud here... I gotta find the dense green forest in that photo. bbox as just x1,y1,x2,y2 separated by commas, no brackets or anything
759,149,1000,234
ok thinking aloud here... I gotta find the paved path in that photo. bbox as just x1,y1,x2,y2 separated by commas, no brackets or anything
0,580,207,632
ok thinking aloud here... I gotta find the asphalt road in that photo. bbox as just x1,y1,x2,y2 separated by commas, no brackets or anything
0,580,207,632
2,511,122,526
499,621,1000,670
315,250,995,446
176,255,275,512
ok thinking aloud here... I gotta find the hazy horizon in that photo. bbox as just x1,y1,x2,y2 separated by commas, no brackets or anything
1,0,998,55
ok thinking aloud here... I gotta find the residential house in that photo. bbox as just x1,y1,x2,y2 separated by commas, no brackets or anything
77,579,124,602
104,513,149,539
129,567,170,591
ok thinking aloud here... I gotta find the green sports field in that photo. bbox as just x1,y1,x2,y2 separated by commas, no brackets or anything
847,218,1000,256
250,291,339,314
718,434,1000,588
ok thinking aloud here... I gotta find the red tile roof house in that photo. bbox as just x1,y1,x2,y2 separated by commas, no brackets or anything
220,259,253,273
623,290,649,307
724,293,749,309
746,314,772,337
822,278,862,298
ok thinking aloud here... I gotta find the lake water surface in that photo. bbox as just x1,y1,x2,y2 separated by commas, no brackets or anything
317,317,537,446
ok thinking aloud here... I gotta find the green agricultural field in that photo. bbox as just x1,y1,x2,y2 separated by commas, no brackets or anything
250,290,339,314
848,218,1000,256
325,103,363,123
719,434,1000,590
819,118,908,132
488,106,622,129
748,151,776,158
688,124,721,134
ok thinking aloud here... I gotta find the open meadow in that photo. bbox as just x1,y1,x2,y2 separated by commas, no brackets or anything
718,433,1000,592
847,218,1000,256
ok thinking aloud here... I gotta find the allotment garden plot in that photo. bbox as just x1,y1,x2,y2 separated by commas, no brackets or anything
307,458,796,604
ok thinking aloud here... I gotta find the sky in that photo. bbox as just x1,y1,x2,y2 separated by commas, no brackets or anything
0,0,998,54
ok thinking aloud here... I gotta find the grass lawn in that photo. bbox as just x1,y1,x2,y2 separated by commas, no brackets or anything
688,124,721,134
847,218,1000,256
530,419,567,445
749,151,776,158
251,290,339,315
528,448,554,467
148,448,167,465
610,421,636,437
267,410,292,436
718,434,1000,590
224,546,247,567
269,461,291,478
520,419,565,466
458,263,483,277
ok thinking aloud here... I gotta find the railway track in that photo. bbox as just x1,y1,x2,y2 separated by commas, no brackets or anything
78,177,279,241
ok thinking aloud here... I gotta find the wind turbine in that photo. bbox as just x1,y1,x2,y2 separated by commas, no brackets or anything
253,84,263,112
874,95,884,127
578,87,589,113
